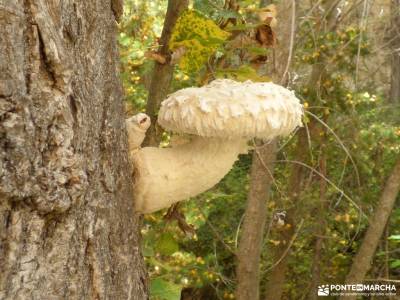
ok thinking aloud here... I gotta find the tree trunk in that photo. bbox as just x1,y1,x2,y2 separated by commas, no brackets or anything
0,1,147,299
390,0,400,103
235,140,277,300
264,129,307,300
235,1,296,298
341,158,400,300
264,1,340,297
143,0,188,146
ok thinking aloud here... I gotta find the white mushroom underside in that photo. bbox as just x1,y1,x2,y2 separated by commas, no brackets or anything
131,79,304,214
133,137,247,213
158,79,303,140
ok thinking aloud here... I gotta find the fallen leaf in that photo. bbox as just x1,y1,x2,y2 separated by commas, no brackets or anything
255,24,277,48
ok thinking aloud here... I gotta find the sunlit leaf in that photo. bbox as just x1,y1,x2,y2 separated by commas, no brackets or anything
170,10,230,72
390,260,400,269
155,232,179,255
150,278,182,300
388,234,400,241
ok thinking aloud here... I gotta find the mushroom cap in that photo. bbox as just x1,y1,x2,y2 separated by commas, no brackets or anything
158,79,303,140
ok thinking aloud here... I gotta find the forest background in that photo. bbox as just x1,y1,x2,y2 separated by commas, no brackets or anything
119,0,400,299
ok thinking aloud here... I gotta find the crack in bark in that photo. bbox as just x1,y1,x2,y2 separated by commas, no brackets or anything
36,27,58,90
22,0,34,95
69,95,78,125
85,239,102,299
111,0,123,22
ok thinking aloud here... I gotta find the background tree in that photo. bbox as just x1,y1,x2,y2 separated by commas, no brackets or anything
0,1,146,298
264,1,340,297
341,8,400,296
235,1,296,299
342,158,400,300
390,0,400,103
143,0,188,146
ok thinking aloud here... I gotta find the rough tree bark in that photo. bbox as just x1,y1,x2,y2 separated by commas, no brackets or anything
341,158,400,300
143,0,188,147
390,0,400,103
0,1,147,299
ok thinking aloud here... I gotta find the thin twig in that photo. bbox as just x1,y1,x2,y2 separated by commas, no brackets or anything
234,213,245,249
339,0,366,24
363,278,400,283
277,127,300,152
263,210,276,245
281,0,296,85
305,111,361,187
252,140,285,200
371,35,400,54
303,115,315,163
266,218,305,271
199,208,236,255
337,156,348,189
299,0,324,24
275,159,365,218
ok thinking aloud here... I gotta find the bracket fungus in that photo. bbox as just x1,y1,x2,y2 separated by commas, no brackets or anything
126,113,151,151
127,79,303,214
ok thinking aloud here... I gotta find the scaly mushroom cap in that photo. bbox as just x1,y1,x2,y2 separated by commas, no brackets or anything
158,79,303,140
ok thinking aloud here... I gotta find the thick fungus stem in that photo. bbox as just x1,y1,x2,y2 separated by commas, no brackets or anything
133,137,248,213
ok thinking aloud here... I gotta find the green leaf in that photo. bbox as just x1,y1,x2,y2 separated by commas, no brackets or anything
225,23,261,31
389,260,400,269
143,244,155,257
119,35,132,47
216,65,271,82
246,46,269,56
155,233,179,255
388,235,400,241
193,0,224,17
215,9,241,20
150,278,182,300
375,251,385,257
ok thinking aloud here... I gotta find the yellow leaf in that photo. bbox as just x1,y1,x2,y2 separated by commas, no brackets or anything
269,239,281,246
169,10,230,73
